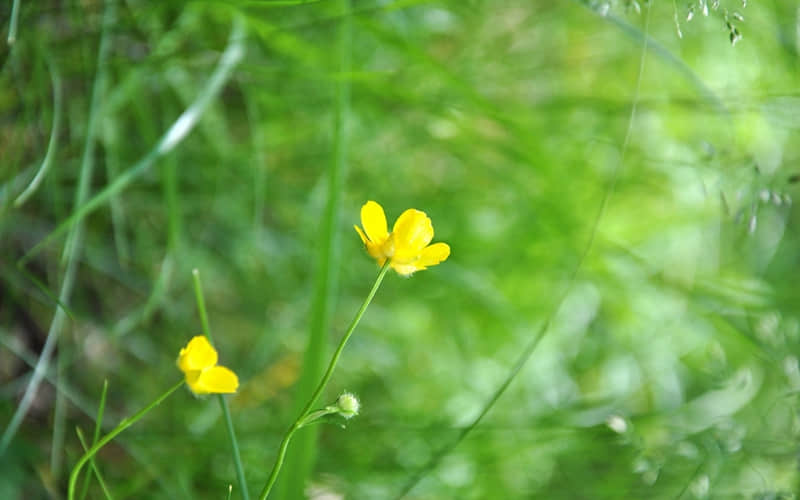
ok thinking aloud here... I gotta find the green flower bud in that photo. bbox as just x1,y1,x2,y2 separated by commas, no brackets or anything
336,392,360,419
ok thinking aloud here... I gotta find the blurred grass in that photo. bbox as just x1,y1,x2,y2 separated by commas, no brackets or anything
2,0,800,499
273,1,351,499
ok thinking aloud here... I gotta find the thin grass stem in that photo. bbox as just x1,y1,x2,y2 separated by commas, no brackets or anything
7,0,20,45
0,0,115,456
276,3,352,496
395,5,654,498
67,380,185,500
14,57,62,207
18,15,246,266
50,342,69,477
76,428,113,500
79,379,108,500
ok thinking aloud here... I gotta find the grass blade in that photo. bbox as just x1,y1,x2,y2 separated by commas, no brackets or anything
76,427,113,500
18,14,246,267
6,0,20,45
395,5,654,497
14,57,62,207
0,0,115,456
274,2,351,498
79,380,109,500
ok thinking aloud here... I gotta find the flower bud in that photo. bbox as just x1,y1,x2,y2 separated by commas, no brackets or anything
335,392,360,419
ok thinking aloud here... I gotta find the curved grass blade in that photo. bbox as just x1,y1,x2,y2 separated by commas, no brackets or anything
0,0,116,455
76,427,113,500
395,4,654,497
14,57,62,207
18,14,246,267
79,379,109,500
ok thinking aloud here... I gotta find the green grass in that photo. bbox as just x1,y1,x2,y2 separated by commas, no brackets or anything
3,0,800,498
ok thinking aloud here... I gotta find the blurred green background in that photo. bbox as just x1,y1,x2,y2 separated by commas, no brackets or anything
2,0,800,498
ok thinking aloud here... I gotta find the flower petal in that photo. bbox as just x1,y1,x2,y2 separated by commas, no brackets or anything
392,209,433,261
390,261,419,276
361,201,388,244
191,366,239,394
354,225,368,245
417,242,450,268
177,336,218,373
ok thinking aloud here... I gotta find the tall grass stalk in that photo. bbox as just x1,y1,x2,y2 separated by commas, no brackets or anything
79,380,109,500
6,0,21,45
67,380,185,500
395,4,653,497
0,0,115,455
18,14,246,266
275,2,352,498
51,340,69,477
13,57,61,207
75,428,113,500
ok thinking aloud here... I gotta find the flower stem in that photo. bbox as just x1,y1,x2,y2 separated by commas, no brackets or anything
193,269,250,500
67,380,184,500
258,262,391,500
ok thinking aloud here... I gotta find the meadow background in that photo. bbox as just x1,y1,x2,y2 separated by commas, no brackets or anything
2,0,800,498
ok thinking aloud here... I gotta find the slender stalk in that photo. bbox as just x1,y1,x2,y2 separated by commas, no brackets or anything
51,342,69,477
395,6,655,498
7,0,20,45
76,428,113,500
220,401,248,500
192,270,214,344
192,269,249,500
79,379,109,500
0,0,114,455
18,15,246,266
277,4,352,496
14,57,62,207
258,262,390,500
67,380,184,500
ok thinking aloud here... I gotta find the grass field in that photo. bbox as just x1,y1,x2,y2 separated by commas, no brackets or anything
2,0,800,498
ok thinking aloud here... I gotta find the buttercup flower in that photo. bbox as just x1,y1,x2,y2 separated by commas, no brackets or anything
176,336,239,395
354,200,450,276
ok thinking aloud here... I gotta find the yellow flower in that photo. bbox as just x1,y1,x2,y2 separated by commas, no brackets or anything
176,336,239,395
354,200,450,276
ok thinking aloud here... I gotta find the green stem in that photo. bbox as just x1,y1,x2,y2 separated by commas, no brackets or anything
258,262,391,500
76,428,113,500
79,379,109,500
67,380,184,500
0,0,114,456
7,0,20,45
18,15,246,267
192,269,214,344
192,269,250,500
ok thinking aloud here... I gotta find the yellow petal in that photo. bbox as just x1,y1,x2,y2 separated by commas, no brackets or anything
360,201,388,244
184,370,202,391
392,209,433,261
417,242,450,268
177,336,218,373
390,261,419,276
366,242,389,264
354,225,368,245
190,366,239,394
